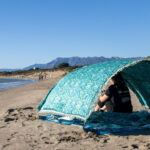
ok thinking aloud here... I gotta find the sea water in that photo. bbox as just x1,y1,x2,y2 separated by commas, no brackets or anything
0,78,38,91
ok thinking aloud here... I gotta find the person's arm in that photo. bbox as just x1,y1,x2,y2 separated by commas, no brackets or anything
95,85,112,111
95,104,100,111
100,85,113,102
95,95,109,111
99,94,109,103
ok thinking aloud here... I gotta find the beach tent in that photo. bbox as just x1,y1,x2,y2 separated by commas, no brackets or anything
37,58,150,122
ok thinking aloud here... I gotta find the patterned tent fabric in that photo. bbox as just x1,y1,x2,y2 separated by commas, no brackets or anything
120,60,150,108
37,58,150,121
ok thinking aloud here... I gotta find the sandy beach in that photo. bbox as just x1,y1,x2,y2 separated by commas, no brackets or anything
0,71,150,150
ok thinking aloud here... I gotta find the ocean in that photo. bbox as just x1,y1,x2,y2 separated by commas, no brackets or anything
0,78,38,91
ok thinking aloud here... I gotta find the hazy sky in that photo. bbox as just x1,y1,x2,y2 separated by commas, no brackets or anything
0,0,150,68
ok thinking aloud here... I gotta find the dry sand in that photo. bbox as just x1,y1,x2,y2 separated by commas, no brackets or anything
0,72,150,150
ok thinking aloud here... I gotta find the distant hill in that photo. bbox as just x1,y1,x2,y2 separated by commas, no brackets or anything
0,56,143,72
23,56,142,70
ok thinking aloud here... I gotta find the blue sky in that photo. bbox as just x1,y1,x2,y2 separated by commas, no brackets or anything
0,0,150,68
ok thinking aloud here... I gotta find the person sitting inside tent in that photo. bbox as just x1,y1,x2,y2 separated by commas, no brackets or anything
95,73,133,113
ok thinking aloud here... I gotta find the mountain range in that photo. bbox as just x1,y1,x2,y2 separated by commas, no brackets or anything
0,56,142,72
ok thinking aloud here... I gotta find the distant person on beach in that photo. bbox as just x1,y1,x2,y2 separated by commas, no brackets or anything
43,73,47,79
39,73,43,80
95,73,133,113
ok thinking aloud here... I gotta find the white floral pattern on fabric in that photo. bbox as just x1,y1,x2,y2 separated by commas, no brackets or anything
38,59,139,120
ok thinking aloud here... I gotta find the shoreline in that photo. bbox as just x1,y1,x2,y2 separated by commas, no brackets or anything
0,78,38,91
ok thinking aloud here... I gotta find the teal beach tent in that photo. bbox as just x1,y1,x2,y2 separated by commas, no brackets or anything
37,58,150,122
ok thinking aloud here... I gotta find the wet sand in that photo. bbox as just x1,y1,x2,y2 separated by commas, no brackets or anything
0,72,150,150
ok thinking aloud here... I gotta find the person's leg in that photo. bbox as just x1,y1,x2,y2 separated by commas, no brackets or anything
98,101,105,108
101,105,107,111
95,101,105,111
105,101,114,112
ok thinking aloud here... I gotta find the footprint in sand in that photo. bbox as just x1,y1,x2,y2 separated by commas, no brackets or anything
0,125,6,128
4,117,15,122
22,107,33,110
131,144,139,149
41,136,54,144
2,144,10,149
7,108,15,114
146,144,150,149
4,107,36,124
81,131,107,142
57,136,79,143
122,146,128,149
37,125,43,129
41,136,49,141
